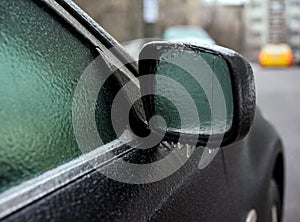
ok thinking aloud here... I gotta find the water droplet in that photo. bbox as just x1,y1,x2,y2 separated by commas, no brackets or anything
186,144,194,158
178,143,182,149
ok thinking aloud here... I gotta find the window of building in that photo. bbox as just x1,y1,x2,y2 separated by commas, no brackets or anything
251,17,263,23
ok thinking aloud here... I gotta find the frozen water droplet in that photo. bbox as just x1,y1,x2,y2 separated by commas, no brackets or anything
177,143,182,149
198,148,220,169
186,144,194,158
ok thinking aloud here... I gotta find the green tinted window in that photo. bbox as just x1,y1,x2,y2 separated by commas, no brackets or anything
0,0,117,192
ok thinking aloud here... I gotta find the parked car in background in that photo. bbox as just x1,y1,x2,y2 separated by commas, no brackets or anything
163,26,216,45
259,43,293,67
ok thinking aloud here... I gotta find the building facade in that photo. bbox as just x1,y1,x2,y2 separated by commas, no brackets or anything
244,0,285,60
245,0,300,63
286,0,300,63
268,0,286,43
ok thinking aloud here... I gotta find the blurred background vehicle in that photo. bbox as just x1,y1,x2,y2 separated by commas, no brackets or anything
123,25,216,61
162,26,216,44
259,43,294,67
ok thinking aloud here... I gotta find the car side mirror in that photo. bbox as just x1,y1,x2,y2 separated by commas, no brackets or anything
138,41,256,147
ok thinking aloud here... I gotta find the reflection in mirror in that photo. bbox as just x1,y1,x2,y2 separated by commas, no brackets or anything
152,46,234,135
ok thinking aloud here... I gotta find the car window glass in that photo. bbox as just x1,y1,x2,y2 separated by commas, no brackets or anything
0,0,118,192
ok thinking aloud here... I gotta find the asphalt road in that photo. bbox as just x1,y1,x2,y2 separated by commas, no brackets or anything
252,64,300,222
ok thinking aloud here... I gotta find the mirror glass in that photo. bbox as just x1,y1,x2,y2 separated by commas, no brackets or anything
151,46,234,135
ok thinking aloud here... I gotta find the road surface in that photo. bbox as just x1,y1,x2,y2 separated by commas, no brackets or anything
253,64,300,222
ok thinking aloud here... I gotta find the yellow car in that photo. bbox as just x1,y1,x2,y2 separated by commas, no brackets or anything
259,43,293,67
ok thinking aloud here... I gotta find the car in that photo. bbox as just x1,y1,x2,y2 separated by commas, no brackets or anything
0,0,284,222
259,43,293,67
163,26,216,45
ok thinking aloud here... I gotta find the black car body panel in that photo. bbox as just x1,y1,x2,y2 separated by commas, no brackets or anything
222,108,284,222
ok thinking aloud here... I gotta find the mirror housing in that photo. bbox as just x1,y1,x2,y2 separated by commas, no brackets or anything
138,41,256,147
